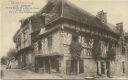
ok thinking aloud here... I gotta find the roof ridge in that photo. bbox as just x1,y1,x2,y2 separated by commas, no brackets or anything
18,0,118,34
64,0,96,18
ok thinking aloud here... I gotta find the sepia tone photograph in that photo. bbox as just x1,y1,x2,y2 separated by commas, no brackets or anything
0,0,128,80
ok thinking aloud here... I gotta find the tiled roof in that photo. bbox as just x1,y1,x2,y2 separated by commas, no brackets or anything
36,0,117,33
18,0,119,37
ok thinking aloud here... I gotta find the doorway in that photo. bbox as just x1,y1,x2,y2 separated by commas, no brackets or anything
97,61,110,77
66,60,84,74
35,56,60,73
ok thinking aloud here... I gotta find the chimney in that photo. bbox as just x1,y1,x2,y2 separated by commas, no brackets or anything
116,22,124,35
96,10,107,23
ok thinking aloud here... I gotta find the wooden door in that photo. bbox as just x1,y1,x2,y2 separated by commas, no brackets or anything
44,58,50,73
101,62,105,74
66,60,78,74
106,61,110,77
79,60,84,74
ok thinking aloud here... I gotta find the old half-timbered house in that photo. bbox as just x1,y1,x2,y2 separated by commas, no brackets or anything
13,0,128,78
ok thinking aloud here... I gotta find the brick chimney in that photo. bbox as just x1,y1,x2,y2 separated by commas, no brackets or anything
96,10,107,23
116,22,124,35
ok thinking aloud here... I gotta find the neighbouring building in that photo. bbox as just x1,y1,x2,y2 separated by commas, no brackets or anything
13,0,128,78
124,33,128,63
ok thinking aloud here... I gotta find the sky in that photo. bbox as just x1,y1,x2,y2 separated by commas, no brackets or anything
0,0,128,58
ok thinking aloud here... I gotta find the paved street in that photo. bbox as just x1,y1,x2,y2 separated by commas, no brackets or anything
1,69,85,80
2,69,128,80
1,69,62,79
0,65,84,79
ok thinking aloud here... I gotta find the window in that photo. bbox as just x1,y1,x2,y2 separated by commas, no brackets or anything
17,37,21,47
38,40,42,50
87,39,93,48
48,35,52,49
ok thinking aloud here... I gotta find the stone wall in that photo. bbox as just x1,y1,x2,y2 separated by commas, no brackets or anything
83,59,97,77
